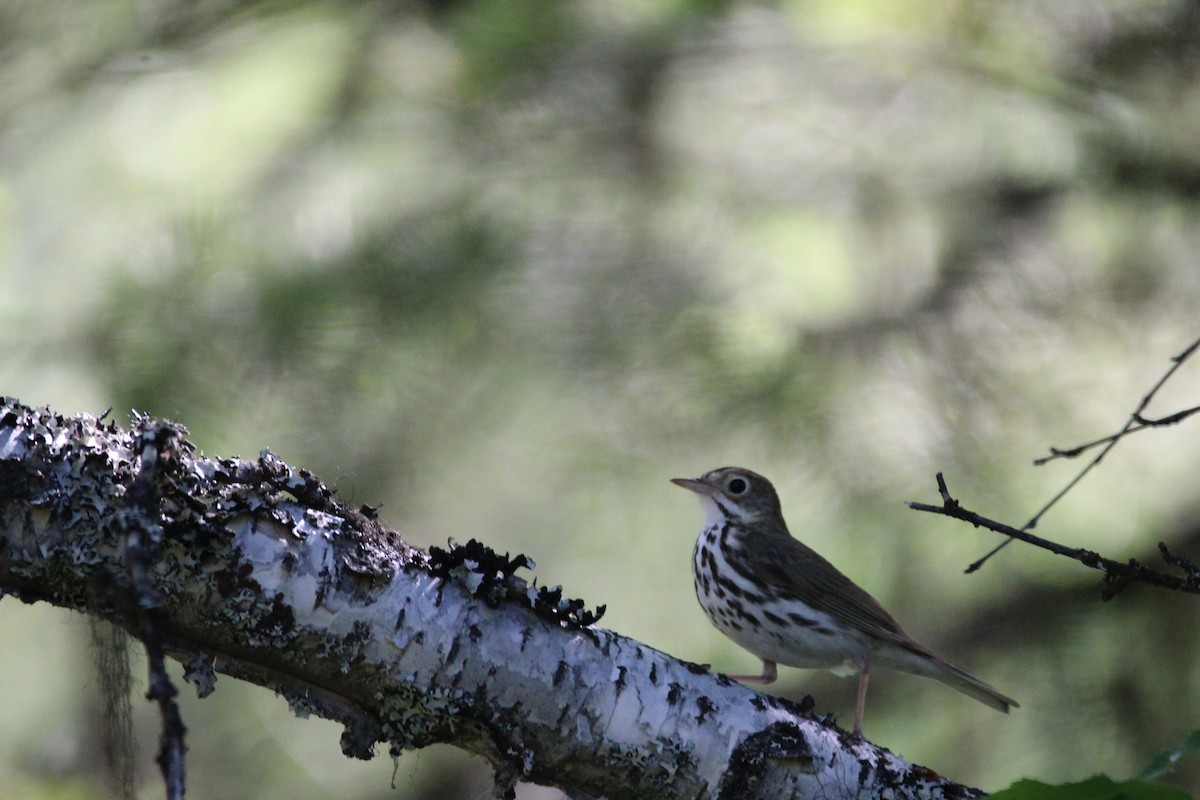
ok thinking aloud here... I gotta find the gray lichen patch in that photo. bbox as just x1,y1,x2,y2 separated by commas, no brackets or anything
182,651,217,698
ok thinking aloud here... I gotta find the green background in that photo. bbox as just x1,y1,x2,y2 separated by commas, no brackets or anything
3,0,1200,797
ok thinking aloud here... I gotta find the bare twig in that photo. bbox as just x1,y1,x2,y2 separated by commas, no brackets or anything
908,474,1199,600
1033,404,1200,464
966,334,1200,572
1039,335,1200,465
1158,543,1200,590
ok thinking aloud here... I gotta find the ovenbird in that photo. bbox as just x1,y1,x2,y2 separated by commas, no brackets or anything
672,466,1017,736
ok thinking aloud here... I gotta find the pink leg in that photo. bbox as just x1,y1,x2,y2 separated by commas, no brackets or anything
725,659,777,684
853,665,869,737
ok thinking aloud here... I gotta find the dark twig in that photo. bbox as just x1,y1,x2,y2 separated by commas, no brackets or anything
1036,336,1200,466
966,334,1200,572
123,416,190,800
908,474,1200,600
1033,404,1200,465
1158,543,1200,591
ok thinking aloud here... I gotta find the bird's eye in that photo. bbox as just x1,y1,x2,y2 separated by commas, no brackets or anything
726,477,748,495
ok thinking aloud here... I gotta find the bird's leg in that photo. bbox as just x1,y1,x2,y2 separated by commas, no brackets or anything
725,658,777,684
853,665,870,737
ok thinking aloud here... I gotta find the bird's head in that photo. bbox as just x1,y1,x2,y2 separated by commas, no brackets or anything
671,466,783,528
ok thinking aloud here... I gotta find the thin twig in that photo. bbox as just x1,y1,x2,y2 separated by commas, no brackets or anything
1158,542,1200,590
1033,404,1200,465
967,334,1200,573
908,474,1199,599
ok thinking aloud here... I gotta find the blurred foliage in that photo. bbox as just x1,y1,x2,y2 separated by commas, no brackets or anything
990,775,1193,800
4,0,1200,797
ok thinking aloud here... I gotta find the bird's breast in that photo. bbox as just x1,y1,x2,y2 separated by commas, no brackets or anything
692,523,774,621
691,523,869,671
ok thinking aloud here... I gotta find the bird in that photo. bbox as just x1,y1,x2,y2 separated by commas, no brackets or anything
671,466,1017,736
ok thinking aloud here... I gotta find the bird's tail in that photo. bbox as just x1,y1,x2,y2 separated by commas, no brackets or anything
881,646,1018,712
928,657,1018,713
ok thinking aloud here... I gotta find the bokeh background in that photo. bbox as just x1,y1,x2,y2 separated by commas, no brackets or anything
4,0,1200,797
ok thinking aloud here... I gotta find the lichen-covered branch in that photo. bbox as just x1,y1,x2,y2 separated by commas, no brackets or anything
0,398,985,800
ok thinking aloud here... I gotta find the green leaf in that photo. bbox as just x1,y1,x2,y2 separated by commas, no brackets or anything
1140,729,1200,781
989,776,1192,800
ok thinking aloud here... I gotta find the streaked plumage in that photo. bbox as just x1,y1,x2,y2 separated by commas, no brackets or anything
673,466,1017,736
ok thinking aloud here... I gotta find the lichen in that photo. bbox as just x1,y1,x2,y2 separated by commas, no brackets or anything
427,538,605,630
376,683,466,751
590,738,691,796
718,722,812,800
183,653,217,698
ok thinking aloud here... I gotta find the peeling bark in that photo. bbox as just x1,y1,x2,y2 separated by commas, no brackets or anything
0,398,986,799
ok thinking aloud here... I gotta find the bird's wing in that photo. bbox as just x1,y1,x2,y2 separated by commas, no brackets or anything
749,534,928,652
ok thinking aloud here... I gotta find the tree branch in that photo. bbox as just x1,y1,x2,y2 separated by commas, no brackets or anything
966,334,1200,572
0,398,987,800
1032,403,1200,465
908,473,1200,600
1035,335,1200,466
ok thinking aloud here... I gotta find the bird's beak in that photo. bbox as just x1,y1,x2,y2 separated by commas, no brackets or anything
670,477,713,495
